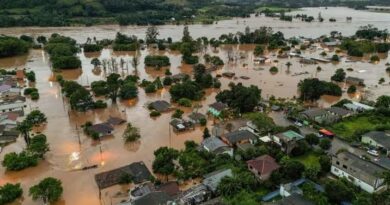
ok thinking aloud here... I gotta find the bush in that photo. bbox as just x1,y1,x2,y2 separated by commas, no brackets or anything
2,151,38,171
370,55,380,62
182,55,199,64
319,138,331,150
199,118,207,126
83,44,103,52
30,91,39,100
163,77,172,86
269,66,279,73
24,87,38,95
144,55,170,67
178,98,192,107
0,183,23,205
331,54,340,62
26,71,36,82
52,56,81,69
347,85,357,94
145,84,157,93
172,109,184,119
150,111,161,117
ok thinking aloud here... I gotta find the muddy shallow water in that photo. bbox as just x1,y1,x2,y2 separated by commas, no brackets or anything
0,7,389,205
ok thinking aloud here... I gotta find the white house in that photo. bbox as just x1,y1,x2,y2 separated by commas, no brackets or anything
331,151,386,193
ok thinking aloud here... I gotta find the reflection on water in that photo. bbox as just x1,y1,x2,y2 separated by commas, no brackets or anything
0,7,389,204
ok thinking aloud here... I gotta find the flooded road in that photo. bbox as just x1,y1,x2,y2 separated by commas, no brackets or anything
0,7,389,205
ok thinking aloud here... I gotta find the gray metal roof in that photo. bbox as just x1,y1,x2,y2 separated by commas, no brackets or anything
201,137,228,152
362,131,390,149
202,169,232,192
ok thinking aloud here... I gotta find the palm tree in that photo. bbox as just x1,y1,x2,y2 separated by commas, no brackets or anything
17,120,33,145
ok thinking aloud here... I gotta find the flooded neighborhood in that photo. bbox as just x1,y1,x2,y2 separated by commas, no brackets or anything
1,4,390,205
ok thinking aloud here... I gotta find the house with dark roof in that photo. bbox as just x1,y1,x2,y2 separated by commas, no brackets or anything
106,116,126,126
269,194,314,205
170,118,193,132
0,124,19,143
326,107,353,119
156,181,180,198
188,112,206,124
300,108,329,124
202,169,233,193
149,100,171,113
95,161,152,189
220,130,258,147
331,151,386,193
361,131,390,155
89,123,114,137
247,155,280,181
272,130,304,154
120,191,173,205
346,76,364,86
201,137,233,157
208,102,227,118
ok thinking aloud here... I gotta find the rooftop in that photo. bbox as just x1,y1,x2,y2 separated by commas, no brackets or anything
201,137,229,152
209,102,227,112
277,130,304,142
202,168,232,192
149,100,171,112
223,130,258,145
95,162,152,189
362,131,390,148
247,155,280,176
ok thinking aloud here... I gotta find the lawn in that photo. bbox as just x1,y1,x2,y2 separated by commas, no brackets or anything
255,6,298,13
328,115,387,141
295,152,320,168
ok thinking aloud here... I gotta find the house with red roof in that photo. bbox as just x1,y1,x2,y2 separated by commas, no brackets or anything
246,155,280,181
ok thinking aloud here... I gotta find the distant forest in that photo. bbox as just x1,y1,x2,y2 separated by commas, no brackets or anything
0,0,389,27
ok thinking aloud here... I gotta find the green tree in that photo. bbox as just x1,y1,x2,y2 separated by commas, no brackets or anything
253,45,264,56
29,177,63,204
347,85,357,94
376,95,390,108
331,68,346,82
0,183,23,205
122,123,140,142
319,138,331,150
152,147,179,181
119,82,138,100
17,120,33,145
325,179,354,204
305,133,319,145
106,73,121,103
91,58,101,68
244,112,275,134
145,26,159,44
28,134,50,158
26,110,47,126
182,26,193,43
216,83,261,113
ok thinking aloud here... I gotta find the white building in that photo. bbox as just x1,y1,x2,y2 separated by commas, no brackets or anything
331,151,386,193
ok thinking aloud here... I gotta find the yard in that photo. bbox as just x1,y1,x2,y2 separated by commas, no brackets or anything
328,114,390,141
295,152,320,168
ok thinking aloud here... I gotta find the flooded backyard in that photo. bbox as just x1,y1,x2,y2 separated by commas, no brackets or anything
0,7,389,205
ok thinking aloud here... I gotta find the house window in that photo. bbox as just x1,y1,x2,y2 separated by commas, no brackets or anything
336,161,340,165
343,165,348,169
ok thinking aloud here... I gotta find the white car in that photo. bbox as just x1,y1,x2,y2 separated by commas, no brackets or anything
294,122,303,127
367,150,379,157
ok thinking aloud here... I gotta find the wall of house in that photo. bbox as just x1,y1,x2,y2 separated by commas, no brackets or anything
361,136,380,148
331,166,380,193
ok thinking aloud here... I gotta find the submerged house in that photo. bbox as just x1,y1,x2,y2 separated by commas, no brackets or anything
346,76,364,86
149,100,171,113
331,151,386,193
208,102,227,118
88,123,114,137
202,168,233,193
95,161,152,190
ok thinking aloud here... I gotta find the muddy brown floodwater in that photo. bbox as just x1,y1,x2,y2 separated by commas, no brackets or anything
0,7,389,205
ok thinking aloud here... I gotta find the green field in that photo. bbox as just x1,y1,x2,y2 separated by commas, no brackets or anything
295,152,320,168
